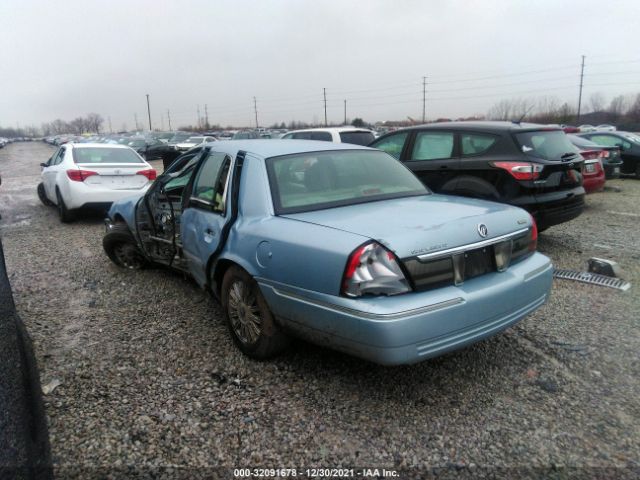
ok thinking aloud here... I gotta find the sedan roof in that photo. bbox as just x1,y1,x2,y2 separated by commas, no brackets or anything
203,139,372,159
395,121,561,133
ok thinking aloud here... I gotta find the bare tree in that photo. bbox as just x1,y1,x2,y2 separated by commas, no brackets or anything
556,102,576,124
589,92,606,113
626,93,640,122
70,117,85,134
487,100,514,120
609,95,627,121
85,113,104,134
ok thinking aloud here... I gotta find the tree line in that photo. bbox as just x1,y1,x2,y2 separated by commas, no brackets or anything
486,91,640,128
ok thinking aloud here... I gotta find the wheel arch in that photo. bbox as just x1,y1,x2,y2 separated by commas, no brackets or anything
441,175,501,200
207,254,259,298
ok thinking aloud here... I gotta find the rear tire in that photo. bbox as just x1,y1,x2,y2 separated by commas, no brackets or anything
37,183,54,206
103,224,148,270
220,266,289,359
55,189,75,223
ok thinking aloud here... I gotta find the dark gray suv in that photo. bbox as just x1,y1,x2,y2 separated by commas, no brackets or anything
370,121,585,230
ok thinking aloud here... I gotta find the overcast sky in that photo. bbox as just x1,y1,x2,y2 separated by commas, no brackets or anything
2,0,640,131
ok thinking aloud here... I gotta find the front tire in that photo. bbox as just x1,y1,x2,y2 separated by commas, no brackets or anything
55,189,75,223
37,183,54,206
103,224,148,270
221,266,289,359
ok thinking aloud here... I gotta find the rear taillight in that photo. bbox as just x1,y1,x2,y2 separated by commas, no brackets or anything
580,150,600,160
136,169,157,181
67,169,98,182
491,161,544,180
599,150,610,159
341,242,410,297
529,215,538,252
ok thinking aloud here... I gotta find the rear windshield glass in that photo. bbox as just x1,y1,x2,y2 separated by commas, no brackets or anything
266,150,428,214
339,131,375,145
286,131,333,141
568,135,599,148
72,147,144,164
515,130,579,160
186,137,205,142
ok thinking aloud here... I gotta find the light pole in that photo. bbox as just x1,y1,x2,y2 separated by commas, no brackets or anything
146,94,152,131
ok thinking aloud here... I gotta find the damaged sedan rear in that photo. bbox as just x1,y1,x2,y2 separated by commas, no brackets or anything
103,140,552,365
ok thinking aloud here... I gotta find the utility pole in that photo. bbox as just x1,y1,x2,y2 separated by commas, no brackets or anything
323,88,327,126
160,115,165,131
146,94,152,131
167,109,172,131
577,55,586,123
197,105,201,129
253,97,259,128
344,99,347,125
205,104,209,129
134,113,139,131
422,76,427,123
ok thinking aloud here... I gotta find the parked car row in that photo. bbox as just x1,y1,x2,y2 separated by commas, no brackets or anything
32,119,637,366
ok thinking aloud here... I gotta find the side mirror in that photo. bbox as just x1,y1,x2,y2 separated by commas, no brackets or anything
40,162,48,168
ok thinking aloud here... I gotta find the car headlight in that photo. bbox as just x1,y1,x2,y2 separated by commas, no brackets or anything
341,242,411,297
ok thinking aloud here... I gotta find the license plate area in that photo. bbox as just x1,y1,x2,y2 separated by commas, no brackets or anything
463,247,495,280
585,164,596,173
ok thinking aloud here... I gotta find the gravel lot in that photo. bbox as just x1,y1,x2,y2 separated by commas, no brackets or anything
0,142,639,478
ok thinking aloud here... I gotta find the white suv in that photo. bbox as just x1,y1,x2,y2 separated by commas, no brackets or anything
282,127,375,145
38,143,156,222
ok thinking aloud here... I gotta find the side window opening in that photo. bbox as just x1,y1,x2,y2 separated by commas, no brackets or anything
410,132,455,161
461,133,498,156
191,152,232,214
371,132,408,159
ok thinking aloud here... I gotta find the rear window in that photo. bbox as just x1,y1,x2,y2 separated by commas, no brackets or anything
286,131,333,141
515,130,578,160
339,131,375,145
461,133,498,156
569,135,600,148
72,147,144,164
266,150,428,214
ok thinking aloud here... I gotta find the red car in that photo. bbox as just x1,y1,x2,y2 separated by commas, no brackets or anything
578,148,606,193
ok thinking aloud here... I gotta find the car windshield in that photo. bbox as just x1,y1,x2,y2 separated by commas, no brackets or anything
127,139,146,147
72,147,144,164
186,137,205,143
514,130,578,160
339,131,375,146
266,150,428,214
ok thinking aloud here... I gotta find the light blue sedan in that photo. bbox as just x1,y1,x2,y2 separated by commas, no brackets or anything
103,140,552,365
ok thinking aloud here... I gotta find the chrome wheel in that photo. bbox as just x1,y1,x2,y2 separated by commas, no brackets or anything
227,280,262,345
112,242,145,269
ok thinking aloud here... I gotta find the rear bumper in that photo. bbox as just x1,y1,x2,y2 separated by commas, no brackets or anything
509,186,585,229
258,252,552,366
63,181,150,210
583,171,606,193
603,160,622,179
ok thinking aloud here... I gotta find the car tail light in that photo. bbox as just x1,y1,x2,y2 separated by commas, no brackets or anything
580,150,600,160
341,242,410,297
491,161,544,180
136,169,157,181
599,150,610,158
67,169,98,182
529,215,538,252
